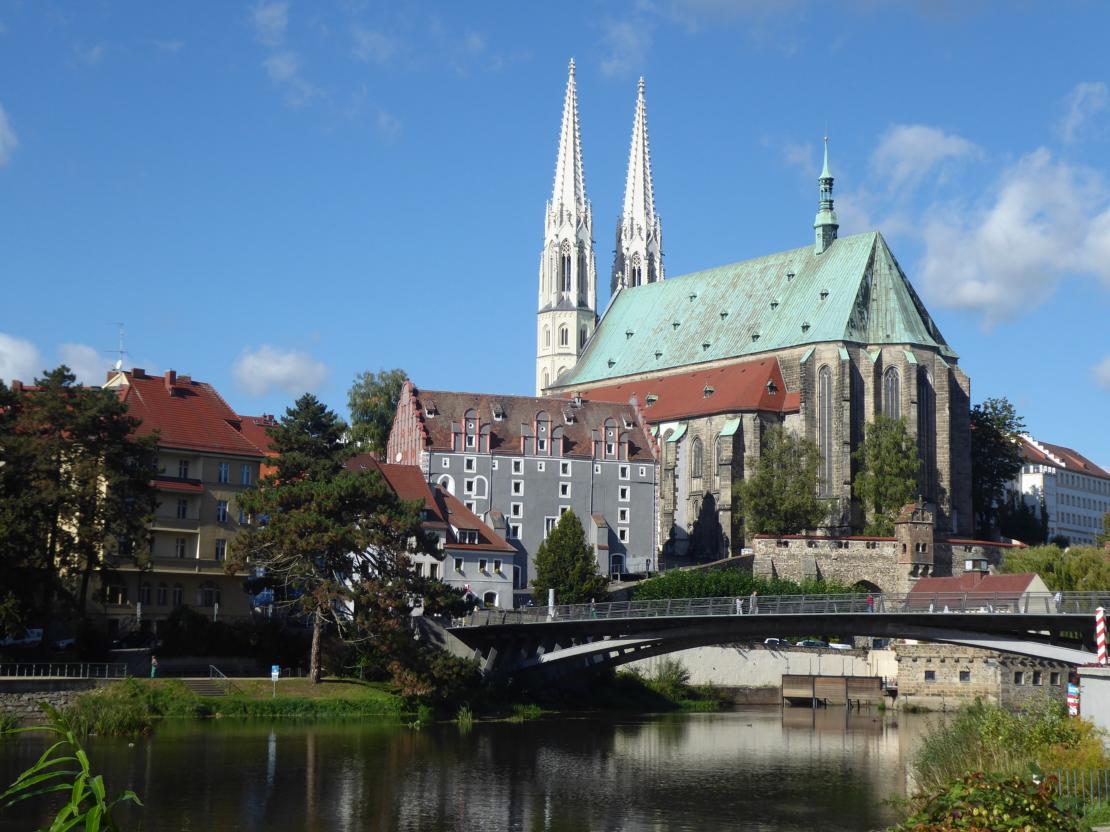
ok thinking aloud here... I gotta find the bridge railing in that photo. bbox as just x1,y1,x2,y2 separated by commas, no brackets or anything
0,662,129,679
454,591,1110,628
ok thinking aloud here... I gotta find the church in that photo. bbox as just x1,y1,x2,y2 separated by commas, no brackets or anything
535,61,974,558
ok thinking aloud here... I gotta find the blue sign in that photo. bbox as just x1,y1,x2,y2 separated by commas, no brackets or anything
1068,683,1080,696
271,665,280,681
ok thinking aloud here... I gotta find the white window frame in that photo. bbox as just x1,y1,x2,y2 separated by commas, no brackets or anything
537,461,546,472
511,502,523,518
492,459,499,470
559,482,571,498
639,466,647,478
544,516,558,537
618,507,629,523
493,559,502,574
619,465,630,480
619,486,630,502
479,559,488,572
442,457,451,469
465,434,476,449
217,462,230,483
429,562,439,579
214,539,227,560
618,527,629,543
509,523,521,539
464,456,476,472
560,461,571,476
512,480,523,495
594,464,601,474
453,557,464,573
512,459,523,474
464,500,476,512
559,505,570,515
464,478,475,494
537,438,547,452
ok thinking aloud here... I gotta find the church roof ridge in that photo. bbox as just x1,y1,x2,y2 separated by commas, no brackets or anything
553,230,957,389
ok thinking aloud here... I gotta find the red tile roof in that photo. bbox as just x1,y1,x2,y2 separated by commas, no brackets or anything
346,454,513,553
238,414,279,457
908,572,1041,596
403,387,654,461
1020,436,1110,479
109,369,265,458
573,358,800,421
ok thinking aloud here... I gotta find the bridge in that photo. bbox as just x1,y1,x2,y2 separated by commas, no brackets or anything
437,591,1107,683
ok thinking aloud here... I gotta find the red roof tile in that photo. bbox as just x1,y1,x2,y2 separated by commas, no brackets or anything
109,369,264,458
238,414,279,457
1021,436,1110,479
573,358,800,422
908,572,1041,596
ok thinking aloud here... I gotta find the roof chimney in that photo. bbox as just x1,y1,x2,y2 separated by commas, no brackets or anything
132,368,146,379
164,370,177,392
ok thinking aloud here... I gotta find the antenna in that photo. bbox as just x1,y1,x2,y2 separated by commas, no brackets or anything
106,322,128,371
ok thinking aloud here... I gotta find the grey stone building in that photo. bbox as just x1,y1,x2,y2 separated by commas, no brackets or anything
388,382,659,604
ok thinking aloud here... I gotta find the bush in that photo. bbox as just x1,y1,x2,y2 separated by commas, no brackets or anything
633,569,851,601
889,772,1082,831
62,678,209,735
645,658,691,700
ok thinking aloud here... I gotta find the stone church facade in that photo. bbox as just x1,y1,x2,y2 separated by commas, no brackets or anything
533,64,974,556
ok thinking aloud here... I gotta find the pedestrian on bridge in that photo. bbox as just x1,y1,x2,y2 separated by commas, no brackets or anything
150,655,158,679
735,597,743,615
1054,591,1063,613
866,594,875,613
749,591,759,614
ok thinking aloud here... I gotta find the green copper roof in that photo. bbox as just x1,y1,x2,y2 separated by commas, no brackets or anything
719,417,742,437
555,231,955,389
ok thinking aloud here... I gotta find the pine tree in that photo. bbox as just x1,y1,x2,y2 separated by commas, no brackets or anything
531,510,607,605
229,394,432,683
347,368,407,454
735,427,826,537
852,415,921,536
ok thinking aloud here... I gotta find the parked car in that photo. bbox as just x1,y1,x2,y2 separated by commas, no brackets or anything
827,642,853,651
51,636,77,651
763,638,792,648
795,639,829,649
0,628,43,648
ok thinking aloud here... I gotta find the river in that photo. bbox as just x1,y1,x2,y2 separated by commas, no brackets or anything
0,708,937,831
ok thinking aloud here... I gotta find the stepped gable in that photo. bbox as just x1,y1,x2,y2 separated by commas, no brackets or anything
554,231,956,389
574,357,799,421
408,388,653,462
110,368,264,458
1021,436,1110,479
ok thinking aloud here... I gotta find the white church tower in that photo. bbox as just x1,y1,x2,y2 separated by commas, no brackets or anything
611,76,663,295
536,59,598,395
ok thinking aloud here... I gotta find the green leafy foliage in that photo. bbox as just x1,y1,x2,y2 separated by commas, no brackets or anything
970,397,1025,536
1,704,142,830
347,368,407,454
889,772,1082,832
0,367,158,628
632,568,851,600
999,545,1110,591
853,414,921,535
997,491,1048,546
531,509,608,604
735,426,827,537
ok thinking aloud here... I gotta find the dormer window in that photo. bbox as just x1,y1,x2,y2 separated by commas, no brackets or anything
459,530,479,545
766,380,777,395
703,385,715,398
426,401,438,417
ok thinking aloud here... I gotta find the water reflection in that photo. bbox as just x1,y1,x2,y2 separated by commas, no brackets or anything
0,710,934,832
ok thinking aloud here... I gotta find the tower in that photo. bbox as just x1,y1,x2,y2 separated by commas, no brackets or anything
814,136,839,255
536,59,598,395
612,77,663,295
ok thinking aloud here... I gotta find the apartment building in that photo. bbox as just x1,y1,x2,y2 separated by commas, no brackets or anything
97,368,266,634
1017,436,1110,546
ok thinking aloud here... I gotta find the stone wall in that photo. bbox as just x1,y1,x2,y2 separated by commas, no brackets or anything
752,535,905,592
0,684,93,725
895,642,1068,710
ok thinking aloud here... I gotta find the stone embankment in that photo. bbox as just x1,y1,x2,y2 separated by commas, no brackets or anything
0,680,100,725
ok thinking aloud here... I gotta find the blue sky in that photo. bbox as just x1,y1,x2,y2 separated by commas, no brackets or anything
1,1,1109,466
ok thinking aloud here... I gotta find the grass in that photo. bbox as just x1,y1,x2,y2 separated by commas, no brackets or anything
1082,800,1110,829
0,710,18,733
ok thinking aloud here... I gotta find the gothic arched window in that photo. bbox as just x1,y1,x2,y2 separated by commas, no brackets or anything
579,326,587,348
559,326,569,347
713,435,723,488
691,437,704,480
818,366,833,497
883,367,901,420
630,253,642,287
578,251,587,299
543,326,550,348
560,241,572,293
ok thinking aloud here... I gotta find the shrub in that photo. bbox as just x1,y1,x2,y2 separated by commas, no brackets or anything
645,658,691,700
889,772,1082,831
632,569,851,601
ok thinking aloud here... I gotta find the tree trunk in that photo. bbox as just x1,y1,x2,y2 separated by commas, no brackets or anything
309,609,323,684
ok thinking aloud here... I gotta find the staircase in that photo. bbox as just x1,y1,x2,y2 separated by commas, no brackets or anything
181,678,227,697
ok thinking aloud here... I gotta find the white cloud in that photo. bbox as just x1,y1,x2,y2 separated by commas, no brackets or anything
781,141,814,175
232,345,328,397
375,108,401,138
1095,356,1110,392
1059,81,1108,143
871,124,981,192
263,50,299,82
599,17,650,78
0,333,43,384
351,26,397,64
57,343,108,386
918,148,1110,325
251,1,288,47
0,102,17,166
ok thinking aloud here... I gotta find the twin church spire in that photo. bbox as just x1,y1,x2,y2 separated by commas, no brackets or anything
536,61,663,393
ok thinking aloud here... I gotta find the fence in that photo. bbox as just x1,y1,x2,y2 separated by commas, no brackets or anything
454,591,1110,628
1054,769,1110,803
0,662,128,679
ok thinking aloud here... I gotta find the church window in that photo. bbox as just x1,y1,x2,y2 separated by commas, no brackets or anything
917,369,936,500
544,326,550,348
630,253,642,286
713,435,723,488
580,326,587,348
578,252,587,298
559,326,569,347
561,241,572,293
542,370,549,389
818,366,833,497
691,437,704,480
883,367,901,420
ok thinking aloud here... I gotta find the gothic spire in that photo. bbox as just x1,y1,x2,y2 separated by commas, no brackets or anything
611,76,664,295
552,59,587,215
814,135,838,255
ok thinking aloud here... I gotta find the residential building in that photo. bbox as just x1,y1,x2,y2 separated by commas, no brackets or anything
97,368,266,634
387,383,659,603
347,455,517,608
1016,436,1110,546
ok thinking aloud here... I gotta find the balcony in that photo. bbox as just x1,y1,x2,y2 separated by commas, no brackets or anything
147,556,244,575
152,476,204,494
151,517,201,533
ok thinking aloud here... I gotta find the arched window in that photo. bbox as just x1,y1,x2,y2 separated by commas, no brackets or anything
559,325,569,347
691,437,704,479
542,370,549,389
543,326,550,348
579,326,587,348
917,368,936,499
483,591,498,608
560,241,572,292
437,474,455,495
630,253,642,286
818,366,833,496
883,367,901,420
578,251,587,299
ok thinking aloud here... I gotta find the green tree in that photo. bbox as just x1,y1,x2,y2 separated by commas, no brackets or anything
852,415,922,536
997,491,1048,545
735,427,825,537
347,368,407,454
531,509,608,604
1098,509,1110,548
0,367,157,623
970,397,1025,536
1000,544,1110,591
229,393,432,683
